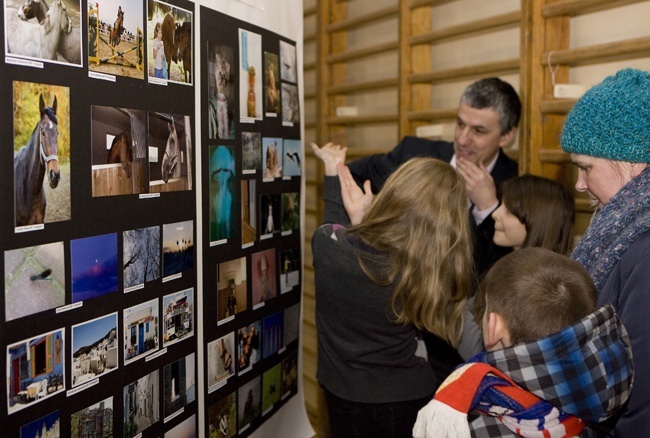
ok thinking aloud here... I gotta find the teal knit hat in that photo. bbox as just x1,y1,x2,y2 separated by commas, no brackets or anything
561,68,650,162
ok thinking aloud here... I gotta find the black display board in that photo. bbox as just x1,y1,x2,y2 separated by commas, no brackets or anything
1,0,199,436
200,6,303,437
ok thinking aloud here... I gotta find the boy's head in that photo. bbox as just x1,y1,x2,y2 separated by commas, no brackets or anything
481,247,596,350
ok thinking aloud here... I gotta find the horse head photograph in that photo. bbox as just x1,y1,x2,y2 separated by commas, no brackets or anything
13,82,71,228
149,112,191,193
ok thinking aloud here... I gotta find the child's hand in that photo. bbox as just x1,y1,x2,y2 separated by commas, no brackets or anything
310,142,347,176
338,162,372,225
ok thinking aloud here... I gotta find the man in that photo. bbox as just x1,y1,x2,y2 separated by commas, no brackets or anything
348,77,521,276
347,77,521,385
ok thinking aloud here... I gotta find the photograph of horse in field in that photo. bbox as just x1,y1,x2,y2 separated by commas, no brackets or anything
148,0,192,84
13,82,70,229
87,0,144,79
148,112,192,193
12,0,82,65
91,105,147,197
4,0,75,64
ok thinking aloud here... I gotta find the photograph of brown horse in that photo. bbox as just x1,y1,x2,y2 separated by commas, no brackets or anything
14,94,61,227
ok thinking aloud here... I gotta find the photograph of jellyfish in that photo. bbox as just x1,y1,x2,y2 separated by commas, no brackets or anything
162,220,194,279
208,43,235,140
20,410,60,438
282,139,302,177
209,145,236,244
4,241,65,321
207,332,235,391
242,131,262,173
260,194,281,239
251,248,277,306
208,391,236,438
217,257,247,322
238,375,261,433
7,328,65,414
123,226,161,292
71,233,118,303
163,352,196,419
71,313,118,387
71,397,113,438
124,298,159,365
123,370,159,437
162,287,194,347
262,363,282,415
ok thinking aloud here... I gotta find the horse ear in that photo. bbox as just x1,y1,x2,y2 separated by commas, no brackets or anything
40,94,45,112
52,96,57,114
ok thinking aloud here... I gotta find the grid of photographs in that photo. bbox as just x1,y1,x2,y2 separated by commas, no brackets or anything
1,1,302,437
1,0,198,436
201,7,303,437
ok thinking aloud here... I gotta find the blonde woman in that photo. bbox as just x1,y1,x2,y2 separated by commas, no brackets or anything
311,143,473,438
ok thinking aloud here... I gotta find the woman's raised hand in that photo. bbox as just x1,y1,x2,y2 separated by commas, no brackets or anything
310,142,347,176
338,162,373,225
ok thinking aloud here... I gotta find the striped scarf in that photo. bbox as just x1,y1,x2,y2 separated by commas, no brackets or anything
572,167,650,290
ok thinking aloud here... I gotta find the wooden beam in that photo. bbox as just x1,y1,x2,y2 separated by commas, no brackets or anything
542,37,650,67
327,78,398,95
409,11,521,45
327,5,399,32
542,0,645,17
408,59,520,84
327,41,399,64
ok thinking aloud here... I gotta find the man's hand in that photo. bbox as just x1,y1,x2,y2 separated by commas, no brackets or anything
338,162,373,225
456,157,498,211
310,142,347,176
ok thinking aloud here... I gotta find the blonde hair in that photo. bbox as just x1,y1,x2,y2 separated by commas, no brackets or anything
348,158,473,347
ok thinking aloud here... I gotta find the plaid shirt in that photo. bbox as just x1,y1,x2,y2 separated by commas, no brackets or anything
469,305,633,437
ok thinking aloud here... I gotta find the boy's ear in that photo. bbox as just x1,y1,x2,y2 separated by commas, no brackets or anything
485,312,510,350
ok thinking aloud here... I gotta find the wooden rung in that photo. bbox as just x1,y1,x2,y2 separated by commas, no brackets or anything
542,0,646,18
326,114,398,125
304,89,316,99
304,60,316,71
409,59,520,84
540,99,576,115
305,121,316,129
542,37,650,67
407,107,457,122
304,5,316,17
327,41,399,64
304,33,316,44
409,11,521,45
327,78,398,95
538,148,570,163
327,5,399,33
410,0,457,8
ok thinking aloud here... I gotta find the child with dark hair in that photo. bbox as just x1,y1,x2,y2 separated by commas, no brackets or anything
414,247,634,438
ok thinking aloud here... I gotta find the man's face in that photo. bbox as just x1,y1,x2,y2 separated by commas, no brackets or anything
570,154,635,209
454,102,514,166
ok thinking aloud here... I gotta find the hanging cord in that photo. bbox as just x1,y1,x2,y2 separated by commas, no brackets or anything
547,51,559,87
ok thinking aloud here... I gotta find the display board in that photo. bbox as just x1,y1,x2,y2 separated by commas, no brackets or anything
0,0,310,436
199,6,303,437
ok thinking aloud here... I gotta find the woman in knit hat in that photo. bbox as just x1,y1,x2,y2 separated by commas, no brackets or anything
562,67,650,436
